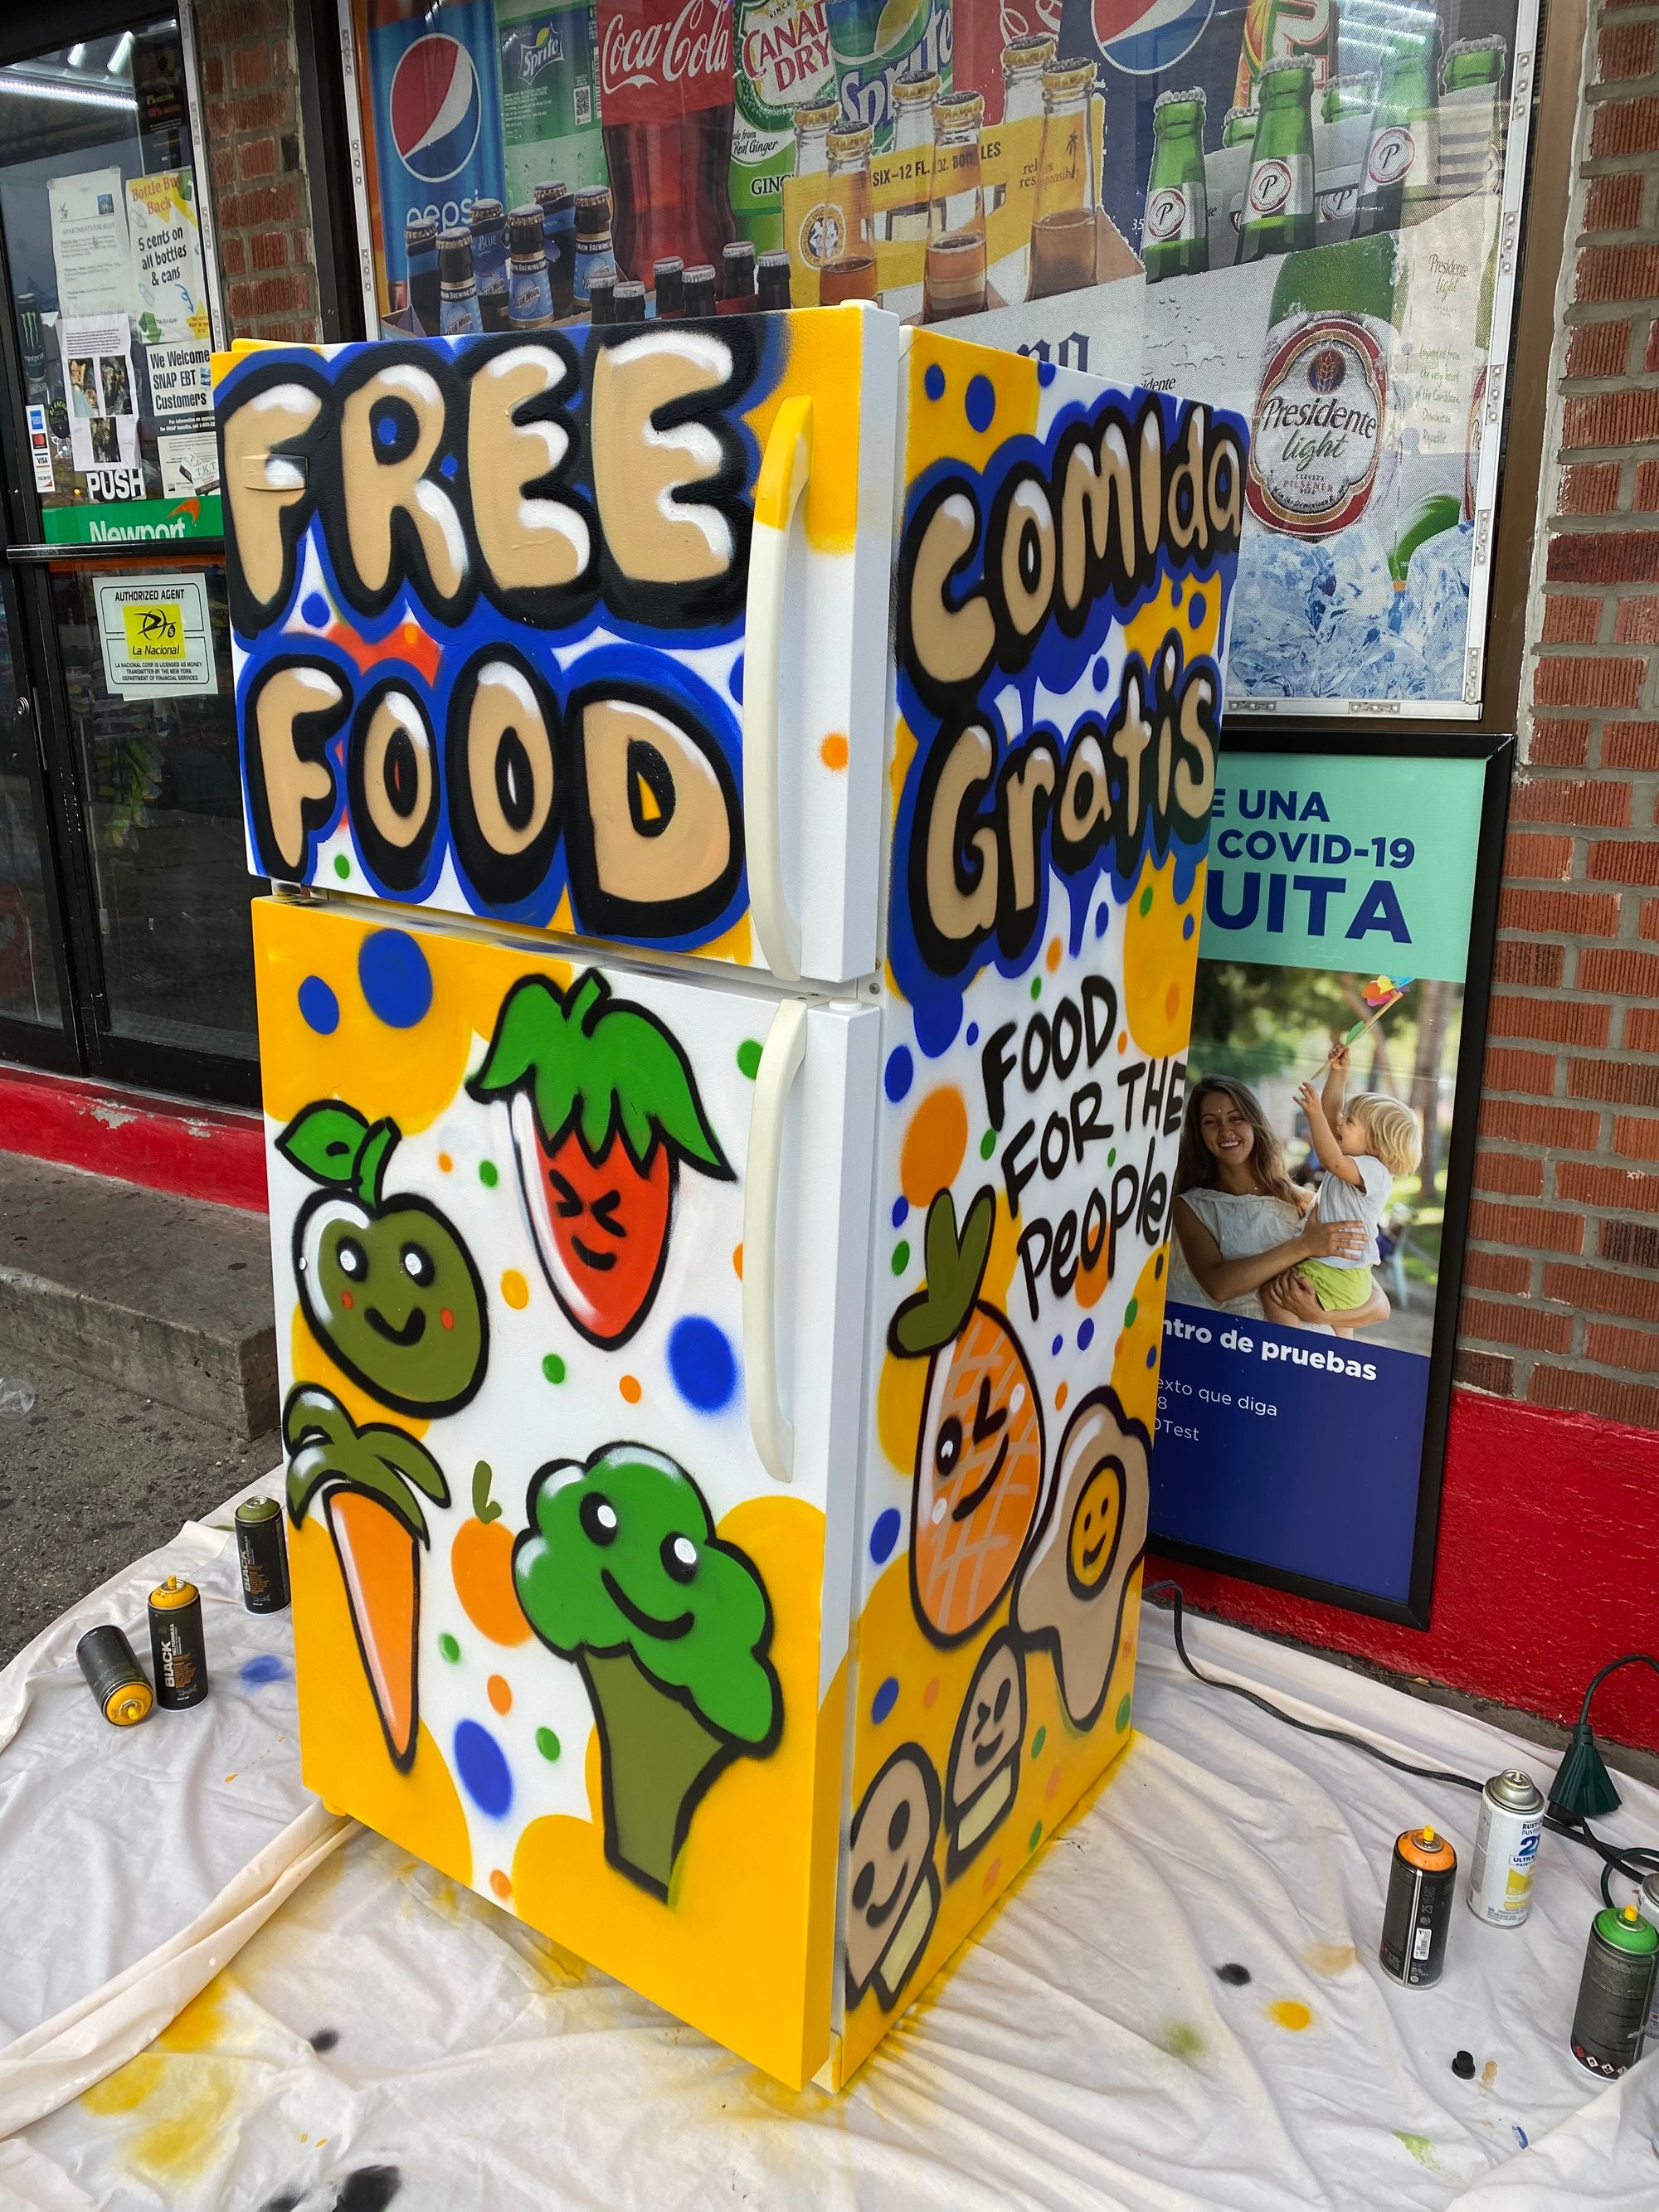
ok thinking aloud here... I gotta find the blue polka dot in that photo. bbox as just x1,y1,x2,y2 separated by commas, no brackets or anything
1037,359,1056,386
871,1676,899,1723
1146,1347,1157,1368
358,930,432,1028
239,1653,289,1686
1189,593,1206,629
924,362,946,401
1183,913,1195,939
871,1508,901,1565
1051,1334,1063,1357
884,1046,914,1102
965,374,996,433
455,1720,513,1817
730,654,743,703
891,1195,909,1228
914,996,963,1057
966,1022,979,1046
1078,1318,1095,1350
1093,657,1111,692
1171,581,1183,606
668,1315,737,1412
1094,903,1111,940
440,451,459,476
299,975,339,1034
301,592,328,628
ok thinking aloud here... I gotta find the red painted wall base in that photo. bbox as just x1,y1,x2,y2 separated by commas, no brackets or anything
0,1063,267,1213
1151,1387,1659,1758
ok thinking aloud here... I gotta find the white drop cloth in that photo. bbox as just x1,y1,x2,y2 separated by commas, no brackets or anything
3,1499,1658,2211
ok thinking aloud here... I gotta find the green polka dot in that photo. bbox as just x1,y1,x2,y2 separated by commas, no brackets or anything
479,1160,499,1188
1125,1298,1138,1326
1139,886,1154,916
1107,1147,1117,1167
1029,976,1042,1000
737,1038,763,1080
892,1240,910,1274
980,1129,996,1159
1116,1693,1133,1733
542,1354,567,1384
1028,1821,1043,1852
438,1633,460,1663
333,853,351,880
536,1727,562,1762
1031,1725,1046,1757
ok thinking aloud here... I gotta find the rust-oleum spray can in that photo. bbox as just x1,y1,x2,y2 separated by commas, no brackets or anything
148,1575,209,1709
235,1496,290,1613
1468,1769,1545,1926
1380,1826,1457,1986
1571,1903,1657,2077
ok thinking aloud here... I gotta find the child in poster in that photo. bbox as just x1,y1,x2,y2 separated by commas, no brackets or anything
1263,1050,1423,1324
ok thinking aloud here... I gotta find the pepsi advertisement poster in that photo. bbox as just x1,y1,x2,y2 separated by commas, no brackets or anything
338,0,1540,721
1148,735,1509,1621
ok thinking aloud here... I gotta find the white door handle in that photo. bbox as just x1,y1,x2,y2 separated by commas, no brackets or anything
742,996,807,1485
742,395,813,984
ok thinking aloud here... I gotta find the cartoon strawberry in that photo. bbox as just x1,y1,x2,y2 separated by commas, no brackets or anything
469,970,732,1348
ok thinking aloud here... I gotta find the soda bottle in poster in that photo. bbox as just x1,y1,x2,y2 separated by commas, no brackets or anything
1238,56,1314,263
827,0,954,153
499,0,606,207
732,0,836,249
596,0,737,280
1232,0,1337,112
820,124,879,297
922,88,987,318
1246,229,1403,538
1026,54,1097,299
885,69,938,243
366,0,507,299
1142,87,1208,280
785,93,841,280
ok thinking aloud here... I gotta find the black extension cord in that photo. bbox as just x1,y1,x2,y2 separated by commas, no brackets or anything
1142,1580,1659,1903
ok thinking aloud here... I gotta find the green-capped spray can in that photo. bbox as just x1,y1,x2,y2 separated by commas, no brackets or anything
1570,1903,1658,2077
236,1495,291,1615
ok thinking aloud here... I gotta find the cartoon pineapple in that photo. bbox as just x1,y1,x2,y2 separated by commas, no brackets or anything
888,1187,1044,1645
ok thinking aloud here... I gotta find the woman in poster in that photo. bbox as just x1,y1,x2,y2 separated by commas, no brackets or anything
1170,1076,1390,1334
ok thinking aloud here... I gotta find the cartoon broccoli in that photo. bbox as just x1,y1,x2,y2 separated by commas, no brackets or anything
514,1445,781,1898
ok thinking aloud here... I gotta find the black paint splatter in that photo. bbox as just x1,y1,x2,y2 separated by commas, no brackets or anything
309,2028,340,2053
336,2169,401,2212
260,2195,303,2212
1452,2049,1476,2079
1215,1962,1252,1986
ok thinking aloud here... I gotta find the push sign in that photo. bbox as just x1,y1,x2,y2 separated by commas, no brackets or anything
94,573,218,700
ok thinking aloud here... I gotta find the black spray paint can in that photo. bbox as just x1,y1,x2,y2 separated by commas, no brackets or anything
236,1495,290,1613
75,1625,153,1726
1570,1903,1658,2077
1379,1826,1457,1986
148,1575,209,1708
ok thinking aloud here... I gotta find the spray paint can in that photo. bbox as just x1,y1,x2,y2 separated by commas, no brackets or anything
235,1496,291,1615
1380,1826,1457,1986
1571,1903,1658,2076
148,1575,210,1709
1467,1768,1545,1926
1641,1874,1659,2051
75,1625,153,1727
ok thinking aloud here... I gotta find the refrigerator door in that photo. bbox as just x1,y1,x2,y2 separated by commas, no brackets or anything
255,896,878,2086
215,308,898,985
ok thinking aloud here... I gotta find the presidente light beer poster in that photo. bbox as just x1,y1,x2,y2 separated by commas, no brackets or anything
1147,739,1501,1615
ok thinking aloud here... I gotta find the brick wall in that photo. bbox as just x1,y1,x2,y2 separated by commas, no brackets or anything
197,0,324,344
1462,0,1659,1427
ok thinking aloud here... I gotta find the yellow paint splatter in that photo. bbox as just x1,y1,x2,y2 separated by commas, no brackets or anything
1394,2132,1442,2171
1268,1998,1313,2031
1305,1941,1358,1977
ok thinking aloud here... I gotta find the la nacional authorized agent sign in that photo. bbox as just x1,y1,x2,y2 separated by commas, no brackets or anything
1147,735,1509,1621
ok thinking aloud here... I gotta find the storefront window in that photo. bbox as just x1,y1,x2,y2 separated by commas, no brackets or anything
0,22,221,547
0,592,59,1028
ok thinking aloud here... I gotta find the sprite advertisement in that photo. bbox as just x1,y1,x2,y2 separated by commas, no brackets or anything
826,0,952,148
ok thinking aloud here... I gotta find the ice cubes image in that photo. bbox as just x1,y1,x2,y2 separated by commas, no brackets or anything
1394,521,1476,698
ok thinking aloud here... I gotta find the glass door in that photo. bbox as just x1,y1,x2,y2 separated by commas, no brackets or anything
0,6,260,1103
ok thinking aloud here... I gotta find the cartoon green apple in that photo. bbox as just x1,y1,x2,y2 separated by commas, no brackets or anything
280,1102,488,1417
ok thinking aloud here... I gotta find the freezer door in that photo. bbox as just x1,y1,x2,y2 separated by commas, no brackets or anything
215,307,898,985
255,897,879,2086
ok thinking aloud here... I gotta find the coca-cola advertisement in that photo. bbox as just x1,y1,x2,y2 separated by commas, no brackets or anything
341,0,1540,717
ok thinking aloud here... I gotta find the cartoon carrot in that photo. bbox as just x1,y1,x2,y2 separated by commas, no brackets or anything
284,1384,450,1771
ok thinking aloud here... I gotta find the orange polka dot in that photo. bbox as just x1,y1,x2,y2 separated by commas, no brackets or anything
1075,1242,1110,1310
1055,1381,1068,1411
487,1674,512,1715
732,1243,743,1279
1045,936,1062,972
983,1857,1002,1893
922,1677,940,1709
437,1152,453,1173
489,1869,512,1902
1117,1030,1128,1053
819,732,849,770
1165,982,1180,1020
900,1087,968,1206
1046,1762,1063,1801
620,1373,642,1404
500,1269,529,1310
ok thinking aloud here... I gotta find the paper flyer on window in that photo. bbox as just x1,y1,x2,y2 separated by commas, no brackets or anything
126,168,212,343
46,166,135,318
1147,745,1488,1610
56,314,142,496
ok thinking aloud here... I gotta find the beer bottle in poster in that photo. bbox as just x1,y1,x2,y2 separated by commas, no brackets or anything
1462,224,1497,519
683,261,718,314
572,183,620,300
1323,74,1376,124
923,90,987,321
469,196,511,327
1238,57,1314,264
820,123,879,299
791,93,841,276
1003,32,1056,123
827,0,954,153
732,0,835,250
1353,29,1438,237
438,226,484,332
507,204,557,324
1232,0,1335,113
498,0,606,210
1143,88,1208,283
758,247,794,304
534,178,577,312
1027,56,1097,301
404,215,441,330
1222,104,1257,147
1246,229,1404,537
719,238,758,309
886,70,939,245
596,0,736,280
1440,36,1508,199
366,0,508,301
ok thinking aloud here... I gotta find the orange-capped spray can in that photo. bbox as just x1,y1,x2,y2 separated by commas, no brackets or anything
1380,1826,1457,1986
148,1574,210,1709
